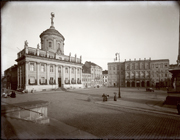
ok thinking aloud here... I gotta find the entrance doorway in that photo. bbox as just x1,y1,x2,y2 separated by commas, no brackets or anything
58,78,61,87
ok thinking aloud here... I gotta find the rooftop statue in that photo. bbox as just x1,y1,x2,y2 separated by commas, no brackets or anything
24,40,28,48
50,12,55,28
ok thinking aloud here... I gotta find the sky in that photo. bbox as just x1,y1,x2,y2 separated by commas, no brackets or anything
1,1,179,74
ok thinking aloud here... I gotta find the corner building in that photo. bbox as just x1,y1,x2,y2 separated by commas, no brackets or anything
15,13,83,92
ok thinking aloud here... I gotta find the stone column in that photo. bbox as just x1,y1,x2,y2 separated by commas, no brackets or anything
19,65,21,88
75,67,77,84
25,61,29,87
17,67,19,88
62,66,65,85
55,65,58,85
80,68,82,84
69,67,71,84
37,62,40,85
46,64,49,85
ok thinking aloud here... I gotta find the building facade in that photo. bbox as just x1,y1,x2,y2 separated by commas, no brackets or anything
4,65,18,90
150,59,170,87
6,13,83,92
108,58,172,88
102,70,108,86
108,62,125,87
82,72,91,88
82,61,103,87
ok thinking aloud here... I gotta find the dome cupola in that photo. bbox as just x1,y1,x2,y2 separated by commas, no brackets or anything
39,12,65,55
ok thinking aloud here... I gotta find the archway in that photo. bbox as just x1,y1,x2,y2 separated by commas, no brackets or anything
127,81,130,87
141,81,145,87
132,81,135,87
147,81,150,87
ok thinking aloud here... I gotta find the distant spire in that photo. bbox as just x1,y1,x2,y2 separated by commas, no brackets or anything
50,12,55,29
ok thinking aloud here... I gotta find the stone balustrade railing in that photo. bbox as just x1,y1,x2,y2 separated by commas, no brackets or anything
17,46,82,63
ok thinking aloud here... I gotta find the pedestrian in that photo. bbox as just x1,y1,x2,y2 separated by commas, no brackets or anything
10,91,16,98
114,92,117,101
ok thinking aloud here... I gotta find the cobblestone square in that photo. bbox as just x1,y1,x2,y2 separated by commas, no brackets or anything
1,87,180,139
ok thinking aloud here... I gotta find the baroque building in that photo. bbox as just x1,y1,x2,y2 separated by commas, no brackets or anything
82,61,103,87
102,70,108,86
6,13,83,92
108,58,172,88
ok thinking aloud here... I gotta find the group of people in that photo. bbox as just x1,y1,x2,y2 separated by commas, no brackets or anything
1,91,16,98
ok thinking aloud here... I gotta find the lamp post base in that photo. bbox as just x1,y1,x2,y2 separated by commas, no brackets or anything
118,92,121,98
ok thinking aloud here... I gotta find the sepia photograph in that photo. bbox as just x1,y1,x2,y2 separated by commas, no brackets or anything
1,1,180,139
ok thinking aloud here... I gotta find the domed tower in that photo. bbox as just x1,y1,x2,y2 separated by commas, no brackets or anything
40,12,65,55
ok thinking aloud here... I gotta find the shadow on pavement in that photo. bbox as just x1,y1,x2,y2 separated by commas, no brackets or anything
1,114,18,139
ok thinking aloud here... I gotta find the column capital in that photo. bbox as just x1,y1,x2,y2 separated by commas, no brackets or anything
36,62,40,65
25,61,29,64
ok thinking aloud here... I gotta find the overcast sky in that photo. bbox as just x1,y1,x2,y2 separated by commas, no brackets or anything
1,1,179,74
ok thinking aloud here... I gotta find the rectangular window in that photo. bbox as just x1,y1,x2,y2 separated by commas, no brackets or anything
41,77,45,83
50,77,53,84
65,68,68,73
30,63,35,71
71,68,74,74
152,64,154,68
50,66,53,72
41,64,45,72
30,77,35,84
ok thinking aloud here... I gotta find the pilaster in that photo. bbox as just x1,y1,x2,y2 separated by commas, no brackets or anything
37,62,40,85
25,61,29,86
55,65,58,85
80,68,82,84
75,67,77,84
62,66,65,85
47,64,49,85
69,67,71,84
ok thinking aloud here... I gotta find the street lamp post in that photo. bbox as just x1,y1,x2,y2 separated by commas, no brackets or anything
115,53,121,98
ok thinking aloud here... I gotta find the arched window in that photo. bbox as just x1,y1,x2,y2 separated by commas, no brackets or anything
49,42,52,48
58,43,60,49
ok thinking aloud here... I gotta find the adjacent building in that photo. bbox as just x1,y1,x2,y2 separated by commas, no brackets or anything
108,58,172,87
102,70,108,86
82,72,91,88
82,61,103,87
108,62,125,87
4,64,18,90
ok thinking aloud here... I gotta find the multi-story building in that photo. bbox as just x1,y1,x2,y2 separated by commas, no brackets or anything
150,59,170,87
102,70,108,86
82,61,103,87
108,58,172,87
4,13,83,92
82,72,91,88
4,64,18,90
108,62,125,87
